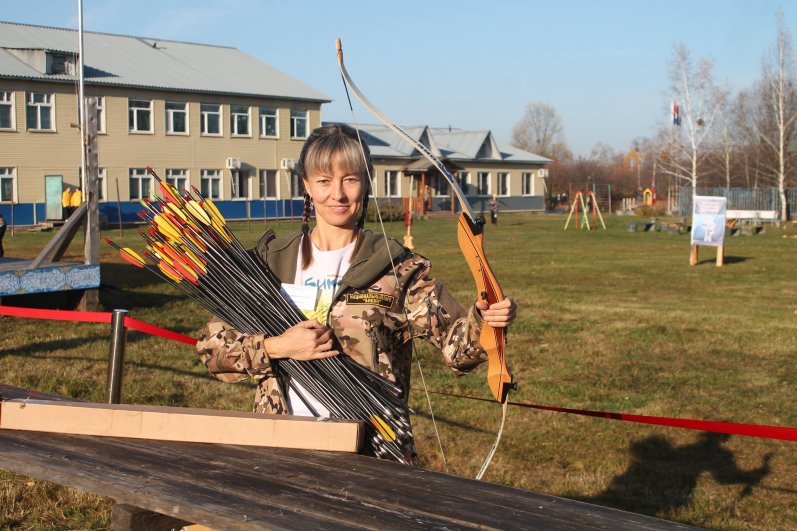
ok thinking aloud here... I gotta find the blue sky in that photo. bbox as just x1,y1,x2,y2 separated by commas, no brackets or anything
3,1,795,157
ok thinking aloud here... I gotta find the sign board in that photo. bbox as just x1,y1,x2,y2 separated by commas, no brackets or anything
691,196,727,247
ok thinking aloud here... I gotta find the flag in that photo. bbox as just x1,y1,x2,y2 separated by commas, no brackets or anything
672,100,681,126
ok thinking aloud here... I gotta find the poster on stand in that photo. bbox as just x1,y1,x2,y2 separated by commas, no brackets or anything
690,196,727,247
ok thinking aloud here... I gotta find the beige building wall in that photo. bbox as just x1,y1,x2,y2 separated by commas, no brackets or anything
0,79,322,204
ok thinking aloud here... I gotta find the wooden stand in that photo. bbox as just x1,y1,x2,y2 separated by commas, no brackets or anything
689,245,724,267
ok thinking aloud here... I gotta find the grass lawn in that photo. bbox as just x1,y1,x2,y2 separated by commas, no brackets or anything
1,213,796,529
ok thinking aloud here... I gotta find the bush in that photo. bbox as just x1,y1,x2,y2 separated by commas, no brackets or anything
366,199,405,222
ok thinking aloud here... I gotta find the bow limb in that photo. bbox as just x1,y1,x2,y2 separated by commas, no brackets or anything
336,38,514,404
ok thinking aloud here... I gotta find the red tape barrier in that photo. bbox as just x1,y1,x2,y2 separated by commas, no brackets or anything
3,305,795,442
423,390,797,442
0,305,197,346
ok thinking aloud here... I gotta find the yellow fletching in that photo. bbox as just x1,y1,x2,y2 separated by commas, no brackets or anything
154,213,183,243
165,202,188,223
121,247,145,266
157,262,182,283
202,198,226,226
185,200,211,225
370,414,396,442
211,219,233,243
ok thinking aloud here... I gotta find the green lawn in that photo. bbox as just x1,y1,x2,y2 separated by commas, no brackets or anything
1,213,796,529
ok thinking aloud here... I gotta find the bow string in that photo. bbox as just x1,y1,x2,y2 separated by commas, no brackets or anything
335,38,515,479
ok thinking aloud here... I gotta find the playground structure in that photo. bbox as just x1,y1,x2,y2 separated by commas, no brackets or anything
564,191,606,230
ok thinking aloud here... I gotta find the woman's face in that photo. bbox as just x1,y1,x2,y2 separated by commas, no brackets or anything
304,157,364,231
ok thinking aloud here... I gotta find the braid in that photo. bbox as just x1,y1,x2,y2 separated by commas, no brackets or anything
301,192,313,270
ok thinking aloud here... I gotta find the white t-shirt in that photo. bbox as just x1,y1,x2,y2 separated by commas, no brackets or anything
282,237,357,417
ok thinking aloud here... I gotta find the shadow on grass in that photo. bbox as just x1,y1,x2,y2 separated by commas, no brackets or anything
412,409,493,434
695,255,749,265
579,432,772,515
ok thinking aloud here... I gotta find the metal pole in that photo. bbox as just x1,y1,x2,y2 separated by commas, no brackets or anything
106,309,128,404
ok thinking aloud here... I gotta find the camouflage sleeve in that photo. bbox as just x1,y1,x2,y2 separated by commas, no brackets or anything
402,256,487,375
196,317,274,383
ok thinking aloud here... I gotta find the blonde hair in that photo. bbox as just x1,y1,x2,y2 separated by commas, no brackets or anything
297,124,372,269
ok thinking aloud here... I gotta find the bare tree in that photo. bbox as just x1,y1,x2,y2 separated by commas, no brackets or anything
511,101,572,160
758,11,797,221
661,43,727,200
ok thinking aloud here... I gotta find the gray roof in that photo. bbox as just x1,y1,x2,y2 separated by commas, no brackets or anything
326,122,551,164
0,21,330,102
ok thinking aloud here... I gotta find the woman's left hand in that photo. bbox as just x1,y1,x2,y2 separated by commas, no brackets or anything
475,296,517,328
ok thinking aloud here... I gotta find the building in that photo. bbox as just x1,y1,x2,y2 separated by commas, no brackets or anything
0,21,549,227
341,123,550,216
0,20,329,226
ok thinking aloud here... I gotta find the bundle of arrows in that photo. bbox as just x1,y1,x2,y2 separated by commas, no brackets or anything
106,166,413,462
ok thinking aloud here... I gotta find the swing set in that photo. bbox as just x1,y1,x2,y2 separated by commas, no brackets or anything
564,191,606,231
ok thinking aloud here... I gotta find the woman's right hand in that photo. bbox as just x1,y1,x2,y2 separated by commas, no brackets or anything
264,320,339,361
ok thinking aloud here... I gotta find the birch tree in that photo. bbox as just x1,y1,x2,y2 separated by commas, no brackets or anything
758,11,797,221
662,43,727,201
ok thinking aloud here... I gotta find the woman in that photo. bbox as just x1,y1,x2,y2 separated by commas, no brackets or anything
197,124,516,457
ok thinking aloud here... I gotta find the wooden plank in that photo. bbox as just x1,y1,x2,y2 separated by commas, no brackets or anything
0,399,363,453
0,386,697,530
0,428,698,530
30,202,88,268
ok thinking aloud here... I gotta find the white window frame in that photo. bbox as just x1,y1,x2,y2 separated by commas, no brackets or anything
522,172,534,196
230,169,252,200
200,103,222,136
384,171,400,198
259,107,278,138
0,167,17,202
0,91,16,131
128,99,153,133
260,169,278,199
93,96,106,134
497,172,510,197
129,168,151,200
78,167,108,202
290,109,308,139
26,92,55,131
166,168,189,194
201,169,222,199
165,101,189,135
477,172,491,196
230,105,250,137
456,171,470,195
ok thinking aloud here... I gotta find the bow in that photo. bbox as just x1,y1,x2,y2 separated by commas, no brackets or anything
336,39,515,476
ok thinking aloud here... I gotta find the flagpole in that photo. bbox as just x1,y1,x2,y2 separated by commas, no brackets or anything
78,0,87,207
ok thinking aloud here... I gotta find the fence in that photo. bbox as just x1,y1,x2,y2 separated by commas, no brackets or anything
678,187,797,218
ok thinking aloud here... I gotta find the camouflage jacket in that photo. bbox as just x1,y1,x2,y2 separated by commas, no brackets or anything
196,229,487,415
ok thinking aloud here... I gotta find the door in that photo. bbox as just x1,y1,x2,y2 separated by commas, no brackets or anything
45,175,63,220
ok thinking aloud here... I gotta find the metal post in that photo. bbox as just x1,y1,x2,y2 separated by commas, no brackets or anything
106,309,128,404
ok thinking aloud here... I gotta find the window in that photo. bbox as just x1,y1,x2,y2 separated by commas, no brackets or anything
290,109,308,139
78,167,107,201
230,105,250,136
260,169,277,198
259,107,278,137
166,101,188,134
477,172,490,196
166,168,188,194
231,170,250,199
26,92,54,131
94,96,106,133
201,169,222,199
455,171,470,195
290,171,304,198
128,99,152,132
522,172,534,196
384,171,399,197
0,167,15,202
497,172,510,197
129,168,151,200
0,92,15,130
200,103,222,135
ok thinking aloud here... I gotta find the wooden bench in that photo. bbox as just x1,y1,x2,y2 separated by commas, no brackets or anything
0,386,698,530
726,210,779,225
